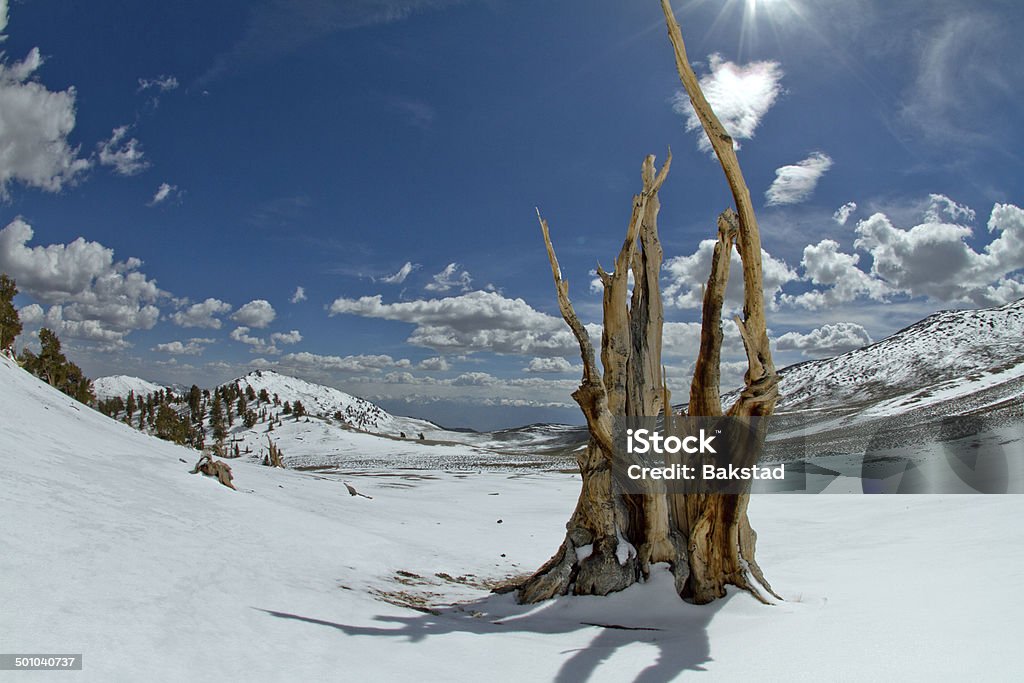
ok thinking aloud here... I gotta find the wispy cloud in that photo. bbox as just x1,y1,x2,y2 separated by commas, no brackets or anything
97,125,149,176
765,152,833,206
148,182,178,206
379,261,419,284
200,0,470,83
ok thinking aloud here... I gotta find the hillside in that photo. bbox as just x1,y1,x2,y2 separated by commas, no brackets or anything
775,298,1024,415
3,351,1024,679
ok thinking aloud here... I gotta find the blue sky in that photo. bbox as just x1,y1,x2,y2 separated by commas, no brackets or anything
2,0,1023,429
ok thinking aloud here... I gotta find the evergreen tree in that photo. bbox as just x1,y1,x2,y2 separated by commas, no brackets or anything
210,395,227,452
292,400,306,420
282,401,292,415
155,403,189,445
246,385,257,401
126,391,136,419
258,388,270,404
20,328,94,404
0,274,22,352
187,385,202,423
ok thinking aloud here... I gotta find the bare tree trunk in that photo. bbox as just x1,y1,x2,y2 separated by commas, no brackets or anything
516,2,781,606
661,0,780,605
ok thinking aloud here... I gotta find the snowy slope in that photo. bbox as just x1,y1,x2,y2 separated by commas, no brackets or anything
230,370,438,437
776,298,1024,413
92,374,166,400
4,350,1024,680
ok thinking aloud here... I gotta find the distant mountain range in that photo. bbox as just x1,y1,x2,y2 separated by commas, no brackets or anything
90,299,1023,466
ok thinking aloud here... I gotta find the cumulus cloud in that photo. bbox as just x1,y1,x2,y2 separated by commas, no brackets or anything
785,196,1024,308
765,152,833,206
231,299,276,328
148,182,178,206
329,290,582,357
523,357,580,374
270,329,302,345
424,262,472,293
833,202,858,225
380,261,419,284
274,351,411,373
0,47,91,197
290,286,307,304
672,54,783,154
776,322,873,357
97,125,149,176
782,239,890,309
229,326,280,355
170,298,232,329
663,241,798,312
153,337,214,356
418,356,450,371
0,218,162,347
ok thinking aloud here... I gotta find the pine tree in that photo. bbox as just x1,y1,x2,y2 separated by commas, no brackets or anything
292,400,306,420
20,328,94,405
0,274,22,352
210,395,227,453
282,401,292,415
126,391,136,419
258,388,270,404
187,385,202,424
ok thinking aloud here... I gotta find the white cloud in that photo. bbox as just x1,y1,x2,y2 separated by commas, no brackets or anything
833,202,857,225
0,0,8,35
230,326,279,355
523,357,580,374
672,54,784,154
270,329,302,345
17,302,44,325
148,182,177,206
97,125,148,176
153,338,214,356
380,261,419,284
231,299,276,328
782,239,890,309
418,356,450,371
923,193,975,224
776,322,873,357
0,47,91,197
290,286,307,303
765,152,833,206
424,262,472,293
137,75,179,92
328,290,581,357
785,197,1024,308
663,241,798,312
0,218,162,346
275,351,411,373
170,298,232,329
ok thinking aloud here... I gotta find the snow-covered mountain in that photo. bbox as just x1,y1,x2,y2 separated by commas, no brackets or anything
775,298,1024,415
92,374,166,400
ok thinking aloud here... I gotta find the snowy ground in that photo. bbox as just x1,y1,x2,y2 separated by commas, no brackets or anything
4,354,1024,681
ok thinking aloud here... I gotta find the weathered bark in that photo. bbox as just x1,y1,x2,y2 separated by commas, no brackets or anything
662,0,780,604
516,2,781,607
190,453,236,490
517,155,688,603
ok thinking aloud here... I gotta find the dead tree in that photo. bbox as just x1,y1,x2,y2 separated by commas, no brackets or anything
516,2,779,606
190,453,236,490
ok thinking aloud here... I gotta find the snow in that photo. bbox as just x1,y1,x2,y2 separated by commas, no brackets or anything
3,354,1024,680
92,374,166,400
